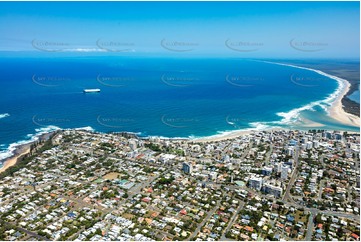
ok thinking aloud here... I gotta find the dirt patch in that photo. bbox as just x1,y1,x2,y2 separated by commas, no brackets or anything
103,172,122,180
295,210,308,223
122,213,135,219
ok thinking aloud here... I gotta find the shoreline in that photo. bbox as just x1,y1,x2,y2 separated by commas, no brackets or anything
0,63,359,170
260,60,360,128
191,129,255,143
0,131,56,174
190,128,278,143
0,122,359,173
0,144,31,173
328,77,360,127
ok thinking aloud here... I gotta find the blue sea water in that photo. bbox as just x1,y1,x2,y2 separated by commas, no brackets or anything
0,57,358,161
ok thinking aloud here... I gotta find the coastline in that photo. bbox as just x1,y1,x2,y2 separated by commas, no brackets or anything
193,61,360,143
260,60,360,128
0,118,359,173
0,63,359,169
328,77,360,127
0,131,56,174
191,129,255,143
0,144,30,173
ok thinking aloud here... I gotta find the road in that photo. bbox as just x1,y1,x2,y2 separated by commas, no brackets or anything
5,135,360,241
264,143,273,166
189,201,220,240
305,208,316,241
65,160,163,241
0,219,49,241
203,177,359,222
220,201,244,241
282,143,299,203
317,180,326,200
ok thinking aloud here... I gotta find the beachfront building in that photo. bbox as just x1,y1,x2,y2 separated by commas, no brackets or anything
262,166,273,176
306,141,313,150
281,165,289,180
248,176,263,191
262,180,283,198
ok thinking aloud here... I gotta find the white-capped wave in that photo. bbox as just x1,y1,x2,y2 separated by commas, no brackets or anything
259,60,347,125
0,125,61,161
274,100,322,125
72,126,95,132
249,122,272,130
35,125,62,134
0,113,10,119
190,121,280,141
146,135,190,140
190,130,237,141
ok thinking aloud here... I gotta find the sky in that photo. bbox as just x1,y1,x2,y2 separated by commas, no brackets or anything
0,1,359,58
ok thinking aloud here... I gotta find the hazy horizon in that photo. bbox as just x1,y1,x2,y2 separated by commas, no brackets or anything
0,1,359,58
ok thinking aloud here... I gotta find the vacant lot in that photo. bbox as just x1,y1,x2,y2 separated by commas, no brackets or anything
103,172,122,180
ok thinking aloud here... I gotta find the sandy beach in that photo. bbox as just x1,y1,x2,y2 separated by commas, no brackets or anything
296,117,325,128
262,60,360,129
192,68,360,143
0,68,358,163
0,145,30,173
328,77,360,127
191,128,286,143
0,131,55,174
191,130,254,143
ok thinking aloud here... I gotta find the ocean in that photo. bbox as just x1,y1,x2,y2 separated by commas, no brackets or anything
0,57,358,162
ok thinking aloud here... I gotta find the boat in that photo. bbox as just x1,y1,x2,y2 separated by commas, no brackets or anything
83,89,101,93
